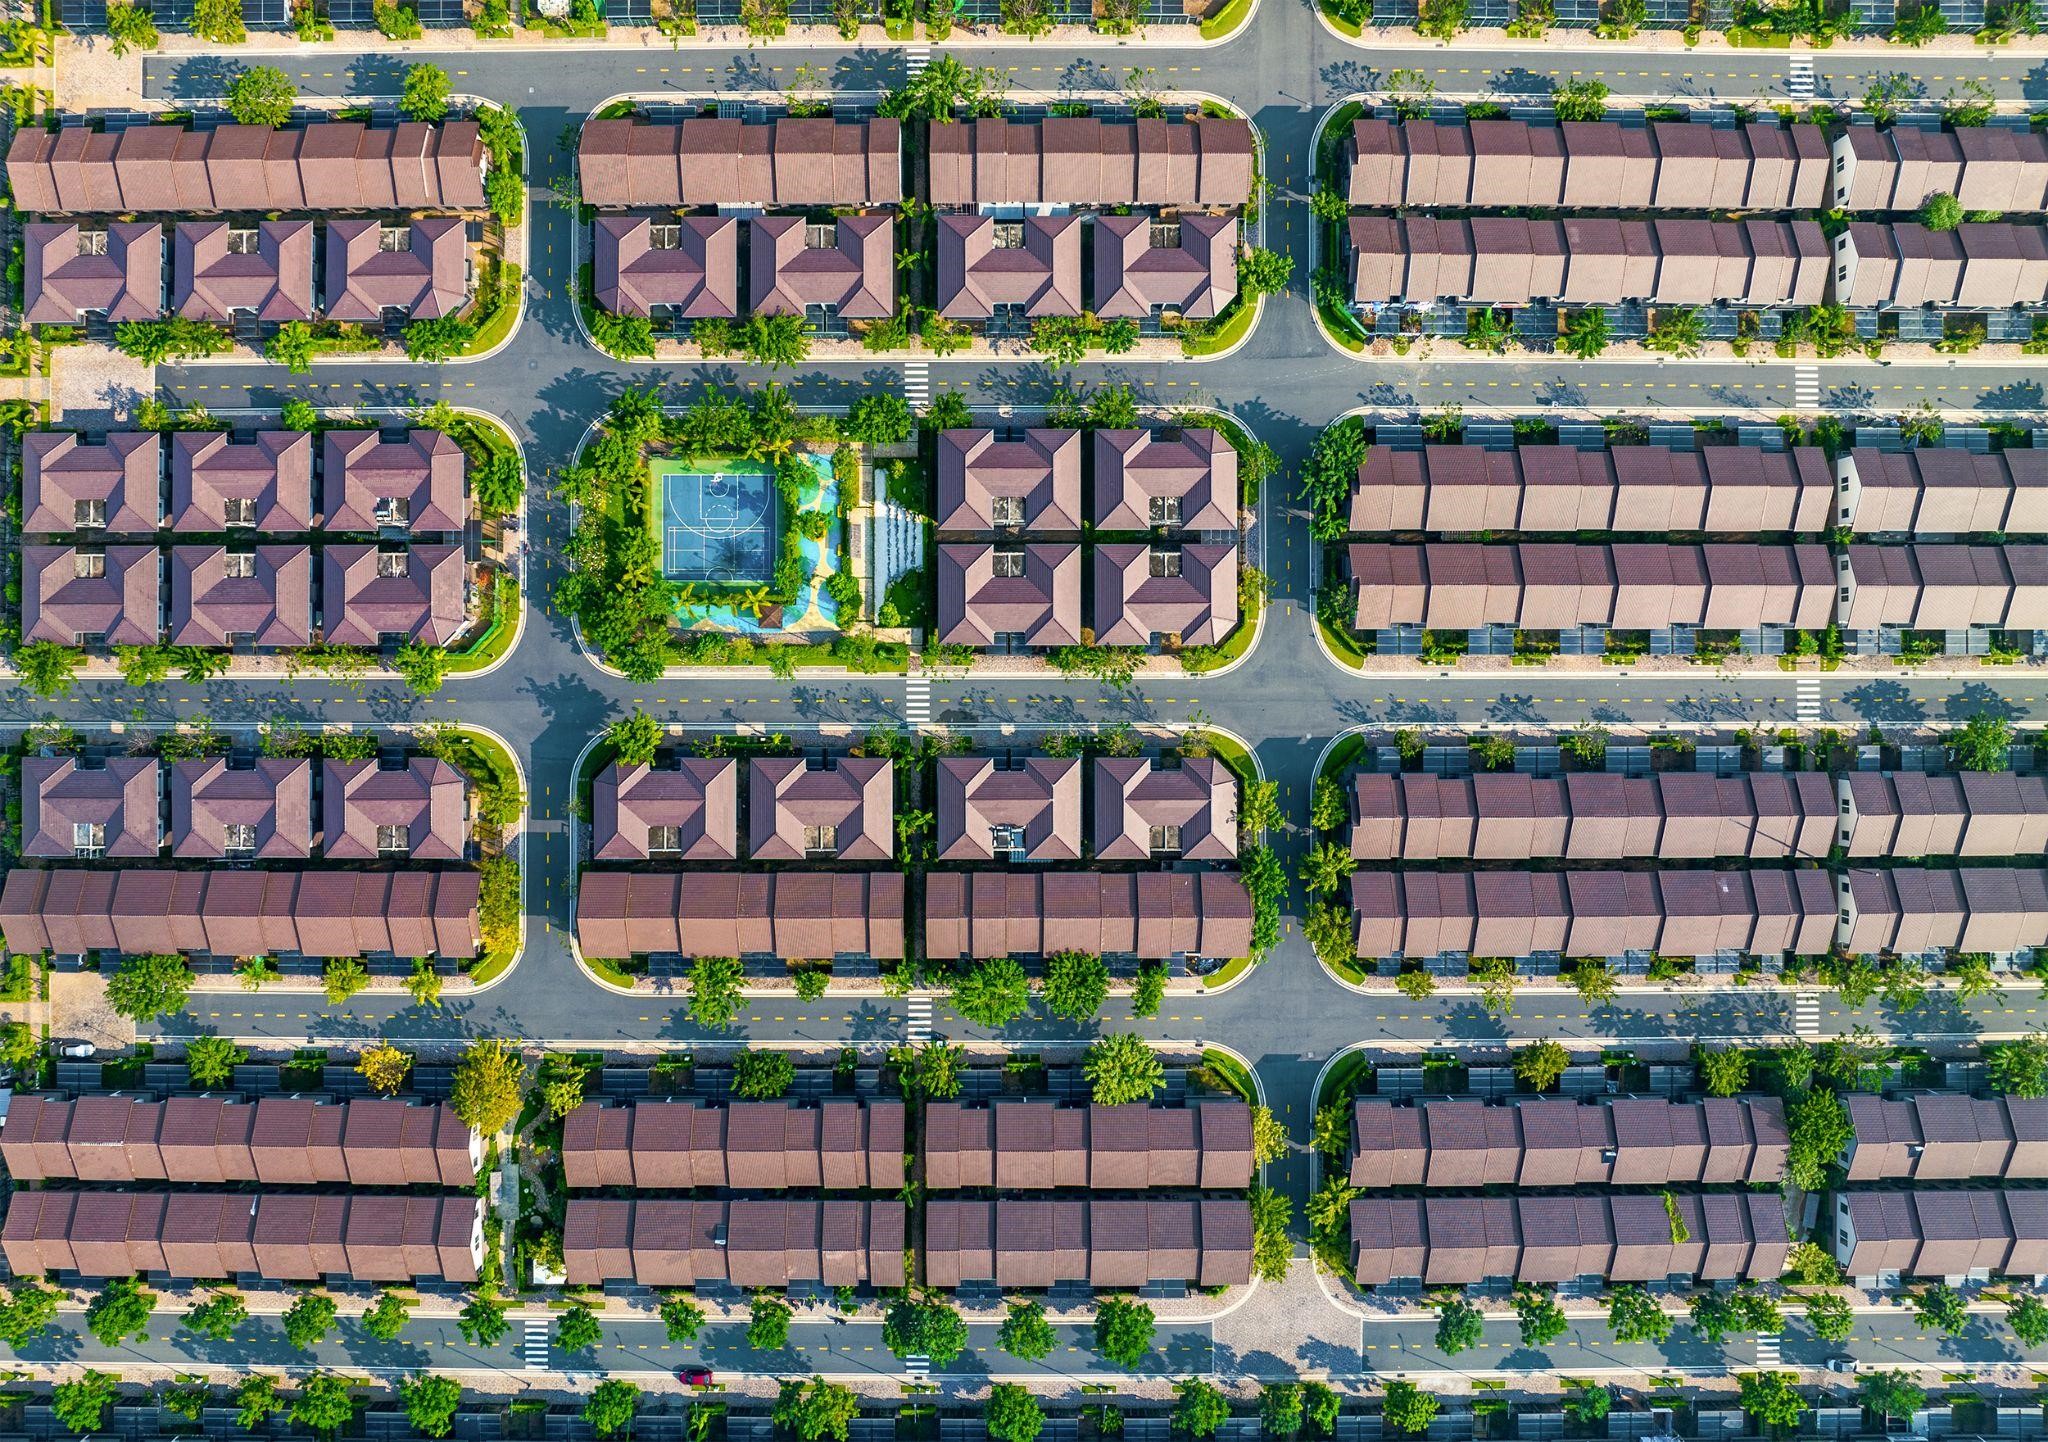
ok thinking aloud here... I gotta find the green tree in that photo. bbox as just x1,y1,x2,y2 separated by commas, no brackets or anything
1302,1382,1340,1438
104,953,193,1022
883,1295,969,1365
1989,1033,2048,1098
1552,77,1609,121
393,642,451,695
182,1290,247,1343
607,709,666,767
104,0,162,52
191,0,246,37
283,1292,338,1350
734,1049,796,1099
236,1376,283,1431
1567,1388,1610,1426
1698,1047,1751,1097
1263,1385,1304,1438
323,956,369,1005
1175,1378,1231,1437
1913,1282,1967,1335
986,1385,1044,1442
1570,959,1618,1007
845,394,916,446
659,1293,705,1344
405,959,444,1010
1237,247,1294,296
748,1292,794,1350
52,1373,119,1435
1513,1286,1567,1347
1310,776,1350,832
1514,1040,1570,1093
583,1381,640,1438
951,957,1032,1028
1561,308,1611,359
400,1377,463,1439
1084,1032,1164,1105
1951,712,2013,771
998,1299,1058,1360
1251,1104,1288,1167
689,954,747,1028
1689,1290,1742,1345
1737,1375,1802,1431
742,313,812,368
458,1290,509,1346
0,1281,61,1347
1396,970,1437,1000
1434,1297,1484,1355
225,65,295,126
774,1380,859,1442
1132,961,1168,1019
1918,191,1964,231
1299,840,1356,896
450,1038,523,1135
1381,1382,1438,1435
186,1034,246,1087
86,1277,156,1345
403,317,476,362
115,644,173,685
15,641,83,698
1606,1285,1672,1344
1859,1371,1924,1421
1461,306,1513,355
1803,1291,1854,1343
1310,186,1351,223
1471,955,1517,1016
291,1376,357,1436
1094,1295,1156,1368
1043,951,1110,1020
1786,1088,1853,1190
267,321,317,373
281,398,320,431
556,1302,602,1353
1646,306,1707,358
0,1021,38,1075
399,62,453,122
361,1290,411,1342
2009,1292,2048,1347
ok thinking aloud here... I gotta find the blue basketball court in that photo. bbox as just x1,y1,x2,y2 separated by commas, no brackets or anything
655,463,775,584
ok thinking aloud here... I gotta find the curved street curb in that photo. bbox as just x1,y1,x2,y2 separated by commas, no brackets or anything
1303,1042,1373,1323
1304,724,1376,996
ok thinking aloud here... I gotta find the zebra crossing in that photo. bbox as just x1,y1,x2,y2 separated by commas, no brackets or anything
903,1354,932,1380
906,995,934,1043
521,1318,550,1372
1793,365,1822,411
905,45,931,76
904,360,930,408
1754,1332,1782,1366
1795,676,1822,723
904,673,932,726
1793,991,1821,1038
1786,57,1814,99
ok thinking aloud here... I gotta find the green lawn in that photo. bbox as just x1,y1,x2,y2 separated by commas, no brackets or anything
1198,0,1254,36
447,572,520,673
1318,616,1373,670
1183,294,1261,357
1318,0,1362,32
1314,1048,1375,1112
461,262,524,357
1181,592,1260,673
1194,1048,1259,1103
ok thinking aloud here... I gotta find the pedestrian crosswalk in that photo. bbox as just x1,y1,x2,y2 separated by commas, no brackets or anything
904,360,930,409
1786,57,1814,100
905,45,931,77
904,1354,932,1379
1794,991,1821,1038
906,996,933,1043
521,1318,549,1372
1795,676,1822,723
904,674,932,726
1793,365,1821,411
1754,1332,1782,1366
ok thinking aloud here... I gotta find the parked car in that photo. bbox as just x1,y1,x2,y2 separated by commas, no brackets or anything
677,1368,714,1387
57,1042,95,1059
1825,1357,1857,1374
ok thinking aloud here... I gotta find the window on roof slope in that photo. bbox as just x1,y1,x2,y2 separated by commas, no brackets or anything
76,229,107,256
74,552,105,579
374,495,412,527
804,223,836,249
224,823,257,855
227,227,261,255
376,550,411,579
649,223,682,250
376,824,408,853
378,224,413,252
990,496,1025,527
1149,221,1181,250
991,550,1026,578
224,552,256,579
73,498,106,528
73,822,105,858
1148,823,1182,855
992,221,1025,250
990,823,1024,855
648,824,681,853
1148,494,1181,527
1148,548,1182,578
804,823,838,855
223,496,258,527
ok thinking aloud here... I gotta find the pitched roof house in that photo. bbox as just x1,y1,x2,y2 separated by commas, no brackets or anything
23,431,159,535
747,757,892,862
170,757,313,860
1092,542,1238,647
1092,213,1237,320
322,217,469,322
23,756,159,859
1092,756,1236,861
925,871,1252,961
575,117,902,208
24,545,158,646
591,757,738,861
592,215,739,320
169,430,314,533
322,757,468,861
1093,428,1238,532
747,215,892,320
574,870,905,961
320,544,468,647
322,429,467,534
172,219,314,324
926,116,1255,208
934,756,1082,862
24,221,162,324
168,544,313,648
936,213,1083,321
935,429,1082,532
937,542,1082,648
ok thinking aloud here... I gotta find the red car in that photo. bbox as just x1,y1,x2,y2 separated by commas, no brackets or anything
678,1368,715,1387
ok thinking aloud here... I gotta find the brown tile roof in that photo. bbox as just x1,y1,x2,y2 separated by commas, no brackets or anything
1092,212,1236,320
170,756,312,859
1091,755,1236,861
577,117,901,208
22,755,159,859
592,757,737,862
322,216,469,322
168,543,313,648
935,755,1081,863
592,214,739,320
1092,542,1238,649
322,429,467,534
169,430,313,533
936,213,1083,320
935,429,1083,532
562,1199,903,1287
322,757,467,862
924,870,1250,962
574,869,904,962
23,221,162,324
24,543,158,646
937,541,1082,648
171,219,313,324
23,432,160,535
928,116,1254,208
1092,428,1239,532
321,542,469,647
747,756,892,861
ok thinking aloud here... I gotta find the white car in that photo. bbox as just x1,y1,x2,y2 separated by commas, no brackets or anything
57,1042,96,1059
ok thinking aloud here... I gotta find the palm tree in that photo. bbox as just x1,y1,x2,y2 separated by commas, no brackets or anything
895,248,925,272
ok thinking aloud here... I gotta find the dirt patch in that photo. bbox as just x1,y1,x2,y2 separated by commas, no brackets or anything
49,969,135,1052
